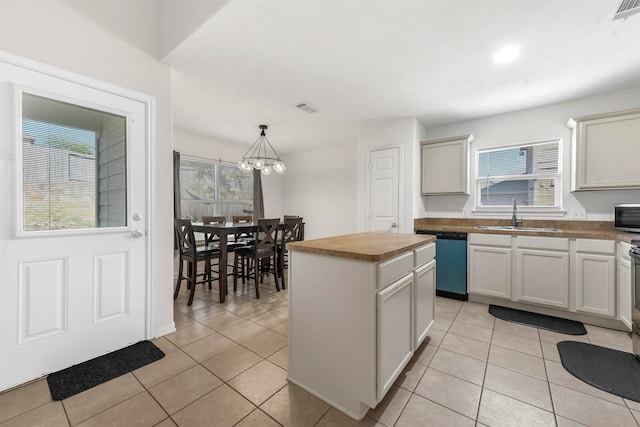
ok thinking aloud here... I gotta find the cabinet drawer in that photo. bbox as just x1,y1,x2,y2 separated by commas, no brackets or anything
576,238,615,255
414,243,435,268
516,236,569,251
378,252,413,289
469,233,511,247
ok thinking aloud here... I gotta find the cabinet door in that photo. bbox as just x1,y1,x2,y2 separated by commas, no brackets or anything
571,108,640,191
414,260,435,349
377,274,413,401
468,245,511,299
576,253,616,316
516,249,569,308
618,257,632,329
421,136,470,195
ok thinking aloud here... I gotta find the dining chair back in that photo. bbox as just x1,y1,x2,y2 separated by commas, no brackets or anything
277,216,304,289
232,215,253,243
233,218,280,299
174,218,221,305
202,216,225,246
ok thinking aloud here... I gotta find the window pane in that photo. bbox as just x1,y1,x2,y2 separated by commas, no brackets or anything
478,142,558,178
22,93,127,231
219,164,252,201
179,158,253,221
480,178,556,206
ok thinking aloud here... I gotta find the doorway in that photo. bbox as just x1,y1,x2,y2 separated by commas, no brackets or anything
368,147,400,233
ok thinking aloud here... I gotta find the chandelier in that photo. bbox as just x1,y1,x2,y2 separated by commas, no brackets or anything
238,125,286,175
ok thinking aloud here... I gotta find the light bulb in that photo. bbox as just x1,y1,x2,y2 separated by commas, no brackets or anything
262,165,272,175
238,161,249,171
254,159,264,170
274,161,286,174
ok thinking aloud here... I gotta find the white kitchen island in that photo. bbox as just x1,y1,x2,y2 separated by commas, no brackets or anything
287,232,436,420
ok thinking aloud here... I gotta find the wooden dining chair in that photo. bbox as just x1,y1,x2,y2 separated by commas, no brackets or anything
202,215,225,245
277,216,303,290
174,218,221,306
233,218,280,299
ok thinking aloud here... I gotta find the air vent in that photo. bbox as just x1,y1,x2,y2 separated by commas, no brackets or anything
295,102,319,114
613,0,640,20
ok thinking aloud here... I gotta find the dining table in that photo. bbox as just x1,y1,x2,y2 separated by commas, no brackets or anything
191,221,304,303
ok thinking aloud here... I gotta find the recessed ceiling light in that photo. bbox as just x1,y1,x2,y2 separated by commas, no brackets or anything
494,46,520,64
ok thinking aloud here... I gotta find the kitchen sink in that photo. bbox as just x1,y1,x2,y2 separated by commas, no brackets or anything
474,225,564,233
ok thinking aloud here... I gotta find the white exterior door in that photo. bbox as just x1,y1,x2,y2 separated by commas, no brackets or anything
369,148,399,233
0,57,150,390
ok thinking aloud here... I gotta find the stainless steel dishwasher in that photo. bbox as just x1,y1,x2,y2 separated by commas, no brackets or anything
416,230,468,300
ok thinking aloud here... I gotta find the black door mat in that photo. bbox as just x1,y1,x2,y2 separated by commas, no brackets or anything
489,305,587,335
558,341,640,403
47,340,164,400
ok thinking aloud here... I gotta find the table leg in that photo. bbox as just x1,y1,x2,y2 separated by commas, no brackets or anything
219,233,228,303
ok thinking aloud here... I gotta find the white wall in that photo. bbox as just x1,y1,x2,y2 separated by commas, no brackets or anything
283,143,358,239
420,87,640,221
357,118,426,234
0,0,175,337
173,128,284,219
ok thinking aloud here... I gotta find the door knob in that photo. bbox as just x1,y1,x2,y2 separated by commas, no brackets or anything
131,230,143,238
391,223,397,228
133,213,143,221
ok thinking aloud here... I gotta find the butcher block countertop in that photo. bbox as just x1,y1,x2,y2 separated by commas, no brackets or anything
414,218,638,243
287,232,435,262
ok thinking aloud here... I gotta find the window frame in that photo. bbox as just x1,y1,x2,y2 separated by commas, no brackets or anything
474,138,563,213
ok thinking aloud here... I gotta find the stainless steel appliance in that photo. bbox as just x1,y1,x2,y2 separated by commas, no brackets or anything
631,239,640,358
615,204,640,233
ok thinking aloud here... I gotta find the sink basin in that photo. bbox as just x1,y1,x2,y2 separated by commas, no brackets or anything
474,225,564,233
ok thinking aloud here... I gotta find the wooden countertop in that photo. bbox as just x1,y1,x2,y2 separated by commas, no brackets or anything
413,218,638,243
287,232,435,262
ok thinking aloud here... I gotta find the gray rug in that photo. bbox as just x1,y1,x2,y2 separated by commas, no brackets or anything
557,341,640,403
489,305,587,335
47,340,164,400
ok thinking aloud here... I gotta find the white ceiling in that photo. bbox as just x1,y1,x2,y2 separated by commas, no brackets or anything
162,0,640,153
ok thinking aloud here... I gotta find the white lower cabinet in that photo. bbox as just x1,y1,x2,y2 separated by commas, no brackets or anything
413,259,435,348
515,236,569,308
469,234,624,321
618,242,632,329
288,240,435,421
468,234,512,299
575,239,616,317
376,274,413,401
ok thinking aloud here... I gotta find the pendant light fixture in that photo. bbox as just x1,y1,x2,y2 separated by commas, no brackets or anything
238,125,286,175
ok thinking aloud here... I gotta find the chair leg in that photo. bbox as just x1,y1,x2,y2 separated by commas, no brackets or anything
233,253,239,292
273,255,280,292
254,255,260,299
188,260,197,306
174,258,184,299
206,259,212,290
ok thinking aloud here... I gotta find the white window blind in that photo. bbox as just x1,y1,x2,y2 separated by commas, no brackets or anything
21,92,127,231
477,140,560,208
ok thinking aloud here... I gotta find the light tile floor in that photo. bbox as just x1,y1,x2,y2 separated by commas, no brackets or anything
2,276,639,426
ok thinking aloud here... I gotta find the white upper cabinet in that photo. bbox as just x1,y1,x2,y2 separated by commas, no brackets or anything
569,108,640,191
421,135,473,195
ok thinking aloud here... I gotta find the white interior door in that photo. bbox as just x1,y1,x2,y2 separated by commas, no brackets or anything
0,57,150,391
369,148,399,232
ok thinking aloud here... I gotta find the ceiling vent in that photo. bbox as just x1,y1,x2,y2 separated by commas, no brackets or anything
613,0,640,20
295,102,319,114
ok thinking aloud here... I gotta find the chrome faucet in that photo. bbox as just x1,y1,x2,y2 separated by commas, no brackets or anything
511,198,523,228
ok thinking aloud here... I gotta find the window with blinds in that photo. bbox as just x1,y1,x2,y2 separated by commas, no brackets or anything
179,156,253,221
476,139,560,208
21,93,127,231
